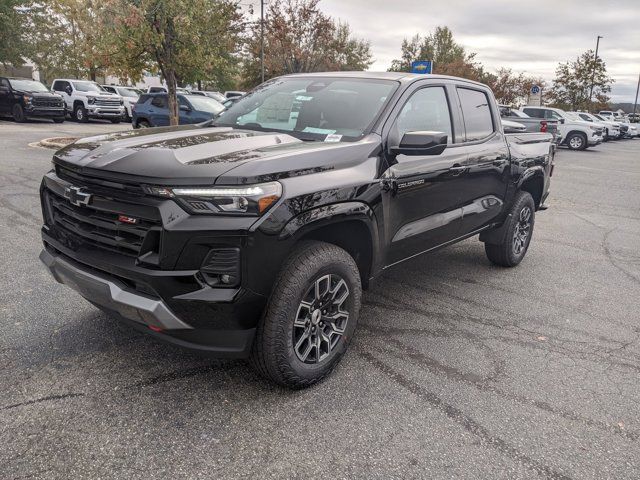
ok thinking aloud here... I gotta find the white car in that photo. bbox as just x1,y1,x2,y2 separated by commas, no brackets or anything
51,79,125,123
522,106,603,150
598,112,638,138
101,85,140,122
570,112,620,141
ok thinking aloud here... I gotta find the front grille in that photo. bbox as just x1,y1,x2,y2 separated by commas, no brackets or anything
56,165,145,197
33,99,64,108
95,98,121,107
44,189,160,257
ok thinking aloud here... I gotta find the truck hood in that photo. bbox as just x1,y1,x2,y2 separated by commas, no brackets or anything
16,90,62,99
53,125,381,185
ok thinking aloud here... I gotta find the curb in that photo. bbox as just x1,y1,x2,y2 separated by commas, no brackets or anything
37,137,79,149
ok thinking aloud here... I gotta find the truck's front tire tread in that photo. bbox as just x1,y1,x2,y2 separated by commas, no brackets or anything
250,241,362,388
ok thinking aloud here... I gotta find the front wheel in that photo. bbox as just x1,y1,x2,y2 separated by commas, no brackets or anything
484,191,535,267
12,104,26,123
110,118,121,124
74,104,88,123
53,117,65,124
566,132,587,150
250,241,362,388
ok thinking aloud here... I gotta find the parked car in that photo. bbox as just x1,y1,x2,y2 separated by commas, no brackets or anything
499,105,561,143
147,86,191,94
191,90,227,103
522,106,603,150
628,113,639,123
38,72,554,388
570,111,620,140
101,85,140,122
0,77,65,123
224,90,245,99
132,93,224,128
501,119,527,133
51,79,125,123
597,112,638,138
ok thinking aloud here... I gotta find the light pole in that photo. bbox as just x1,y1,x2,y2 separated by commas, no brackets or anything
588,35,603,109
260,0,265,83
633,73,640,120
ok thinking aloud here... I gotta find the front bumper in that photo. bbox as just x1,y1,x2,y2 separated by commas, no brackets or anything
40,246,258,357
588,133,602,145
87,106,125,118
25,106,66,118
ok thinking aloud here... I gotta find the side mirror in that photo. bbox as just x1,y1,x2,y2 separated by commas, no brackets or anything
64,87,72,95
179,104,191,112
391,131,448,156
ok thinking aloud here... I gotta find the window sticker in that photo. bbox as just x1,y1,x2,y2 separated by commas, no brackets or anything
324,134,343,142
302,127,337,135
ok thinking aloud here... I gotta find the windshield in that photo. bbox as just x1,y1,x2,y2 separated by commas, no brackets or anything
594,114,606,121
185,95,225,114
73,81,104,92
563,112,581,121
8,79,49,92
215,77,398,141
117,87,139,98
205,91,226,102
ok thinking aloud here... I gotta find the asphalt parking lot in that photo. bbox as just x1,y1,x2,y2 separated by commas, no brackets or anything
1,118,639,479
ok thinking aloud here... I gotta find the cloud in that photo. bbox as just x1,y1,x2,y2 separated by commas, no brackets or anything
320,0,640,102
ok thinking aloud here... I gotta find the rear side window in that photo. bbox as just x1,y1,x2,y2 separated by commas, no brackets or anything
151,96,168,108
138,94,150,104
0,78,9,88
523,108,542,118
52,80,69,91
457,88,494,141
396,87,453,142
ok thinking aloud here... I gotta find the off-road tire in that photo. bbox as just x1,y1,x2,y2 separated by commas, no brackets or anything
484,191,535,267
250,241,362,388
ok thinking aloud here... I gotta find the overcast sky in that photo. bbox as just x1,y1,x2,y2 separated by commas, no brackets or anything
252,0,640,103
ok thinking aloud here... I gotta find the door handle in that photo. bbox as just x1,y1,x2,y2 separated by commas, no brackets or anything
448,165,467,175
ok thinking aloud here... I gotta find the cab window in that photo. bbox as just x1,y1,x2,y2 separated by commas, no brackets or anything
457,87,494,141
395,87,453,142
151,96,168,109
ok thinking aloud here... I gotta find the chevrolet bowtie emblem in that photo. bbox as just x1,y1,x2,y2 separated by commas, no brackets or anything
64,186,92,207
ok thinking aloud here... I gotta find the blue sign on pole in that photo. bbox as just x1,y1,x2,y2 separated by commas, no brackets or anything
411,60,432,74
530,85,541,95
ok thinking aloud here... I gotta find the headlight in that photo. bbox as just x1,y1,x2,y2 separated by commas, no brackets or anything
87,97,95,105
589,126,599,131
143,181,282,215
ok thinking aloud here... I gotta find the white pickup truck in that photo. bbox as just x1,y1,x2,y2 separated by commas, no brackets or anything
522,106,603,150
51,79,125,123
571,111,621,140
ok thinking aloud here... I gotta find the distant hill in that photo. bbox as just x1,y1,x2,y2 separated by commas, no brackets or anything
609,103,639,113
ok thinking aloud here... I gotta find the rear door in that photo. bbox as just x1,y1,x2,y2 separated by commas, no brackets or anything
452,86,510,234
149,95,169,126
381,82,470,266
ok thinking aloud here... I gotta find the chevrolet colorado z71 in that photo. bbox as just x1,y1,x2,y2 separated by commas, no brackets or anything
39,72,553,388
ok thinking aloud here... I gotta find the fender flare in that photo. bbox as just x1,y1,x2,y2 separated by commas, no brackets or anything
279,201,377,241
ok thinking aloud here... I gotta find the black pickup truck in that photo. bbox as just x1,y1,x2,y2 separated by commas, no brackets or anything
0,77,66,123
39,72,553,387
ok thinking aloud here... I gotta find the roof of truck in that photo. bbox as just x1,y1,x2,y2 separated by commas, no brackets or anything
279,71,488,87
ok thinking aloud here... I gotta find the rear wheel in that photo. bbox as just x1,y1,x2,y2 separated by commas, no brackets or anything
12,104,26,123
250,241,362,388
52,117,65,124
484,191,535,267
566,132,587,150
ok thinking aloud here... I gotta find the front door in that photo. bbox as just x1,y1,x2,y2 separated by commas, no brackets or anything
381,86,469,266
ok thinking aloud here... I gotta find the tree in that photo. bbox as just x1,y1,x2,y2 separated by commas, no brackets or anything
98,0,244,125
388,26,486,82
487,68,547,106
241,0,372,88
0,0,27,65
548,50,613,111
